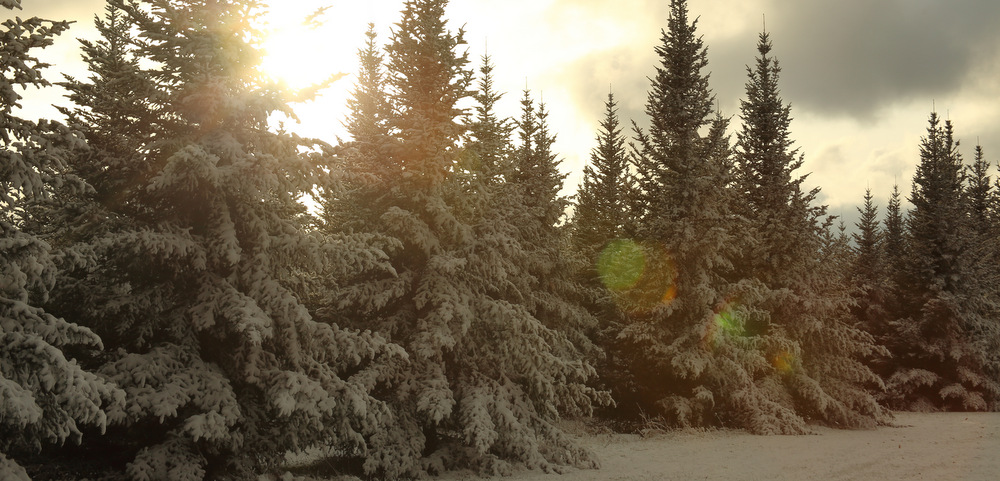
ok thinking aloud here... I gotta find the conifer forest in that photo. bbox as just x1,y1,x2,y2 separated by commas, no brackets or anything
3,0,1000,479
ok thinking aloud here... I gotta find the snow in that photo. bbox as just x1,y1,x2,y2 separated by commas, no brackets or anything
431,413,1000,481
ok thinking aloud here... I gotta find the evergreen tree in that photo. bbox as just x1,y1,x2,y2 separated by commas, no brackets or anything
965,144,994,235
318,23,395,232
568,92,637,402
47,1,402,478
733,31,816,286
572,92,631,262
883,184,908,288
851,189,888,344
511,91,603,372
0,2,123,479
732,30,887,430
462,54,514,190
962,143,1000,410
55,1,161,220
886,112,1000,411
616,0,789,431
321,1,606,475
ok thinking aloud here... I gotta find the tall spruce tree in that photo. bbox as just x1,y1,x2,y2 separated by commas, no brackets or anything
733,31,816,286
615,0,798,432
568,92,636,402
318,23,395,233
463,54,513,190
965,144,994,235
851,189,890,361
572,92,631,261
962,143,1000,410
320,1,606,475
885,113,1000,411
1,2,123,479
732,30,887,430
47,1,404,479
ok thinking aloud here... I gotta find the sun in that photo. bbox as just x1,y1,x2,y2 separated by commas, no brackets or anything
253,2,400,141
257,2,352,92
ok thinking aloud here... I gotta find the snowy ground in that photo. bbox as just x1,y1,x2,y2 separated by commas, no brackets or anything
436,412,1000,481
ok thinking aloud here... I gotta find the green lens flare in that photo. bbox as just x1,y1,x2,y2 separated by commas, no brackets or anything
597,239,646,291
714,309,742,336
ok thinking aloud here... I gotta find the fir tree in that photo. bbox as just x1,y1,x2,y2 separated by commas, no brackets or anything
851,189,890,361
47,1,402,478
886,112,1000,411
319,23,395,233
883,184,908,286
568,92,637,402
0,1,123,479
462,54,514,189
616,0,787,431
965,144,993,235
962,143,1000,410
321,1,607,475
572,92,631,262
727,28,887,431
733,31,817,287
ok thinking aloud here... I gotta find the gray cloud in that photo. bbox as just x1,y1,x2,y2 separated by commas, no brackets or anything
744,0,1000,120
549,0,1000,123
542,45,655,134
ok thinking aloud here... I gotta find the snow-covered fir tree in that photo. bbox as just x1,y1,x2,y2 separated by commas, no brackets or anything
43,1,403,479
571,92,632,263
733,30,888,429
0,2,123,479
851,189,891,367
462,54,514,191
885,113,1000,411
566,92,639,405
615,0,798,432
962,143,1000,410
317,0,607,476
316,23,396,234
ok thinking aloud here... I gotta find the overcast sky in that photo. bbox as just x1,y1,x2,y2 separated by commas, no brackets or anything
15,0,1000,226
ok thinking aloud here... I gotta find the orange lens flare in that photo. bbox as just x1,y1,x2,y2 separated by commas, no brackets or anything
597,239,678,312
772,351,795,373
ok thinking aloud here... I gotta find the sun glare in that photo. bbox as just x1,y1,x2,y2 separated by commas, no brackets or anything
259,4,347,92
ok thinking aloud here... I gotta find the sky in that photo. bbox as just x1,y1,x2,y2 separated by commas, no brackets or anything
14,0,1000,228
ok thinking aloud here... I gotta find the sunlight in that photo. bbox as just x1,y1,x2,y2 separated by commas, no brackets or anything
258,3,347,92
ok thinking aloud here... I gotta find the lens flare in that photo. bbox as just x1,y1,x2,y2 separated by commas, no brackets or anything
714,308,742,336
597,239,679,312
597,239,646,291
772,351,796,373
703,299,743,349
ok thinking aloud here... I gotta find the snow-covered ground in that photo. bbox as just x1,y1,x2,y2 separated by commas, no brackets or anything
437,412,1000,481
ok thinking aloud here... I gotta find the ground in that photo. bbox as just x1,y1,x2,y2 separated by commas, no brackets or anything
435,412,1000,481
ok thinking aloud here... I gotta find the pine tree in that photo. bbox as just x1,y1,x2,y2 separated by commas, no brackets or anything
0,2,123,479
321,1,607,475
886,112,1000,411
731,30,887,430
852,189,888,345
733,31,816,287
962,143,1000,410
46,1,403,478
318,23,395,233
572,92,631,262
615,0,787,431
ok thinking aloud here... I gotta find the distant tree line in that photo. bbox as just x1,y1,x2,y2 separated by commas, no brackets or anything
1,0,997,479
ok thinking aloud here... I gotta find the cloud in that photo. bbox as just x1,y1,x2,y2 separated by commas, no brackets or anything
742,0,1000,120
